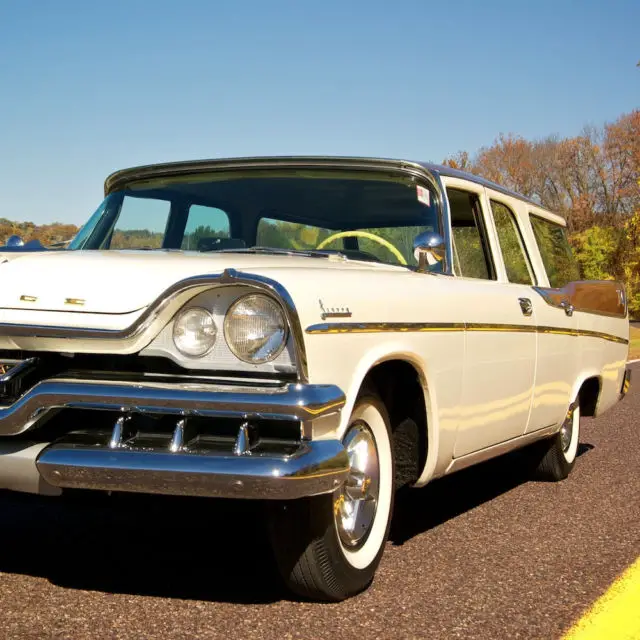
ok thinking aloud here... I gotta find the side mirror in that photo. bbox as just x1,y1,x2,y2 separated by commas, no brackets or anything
413,232,446,273
6,235,24,248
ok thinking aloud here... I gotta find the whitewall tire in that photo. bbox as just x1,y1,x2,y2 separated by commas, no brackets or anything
267,393,395,601
534,401,581,481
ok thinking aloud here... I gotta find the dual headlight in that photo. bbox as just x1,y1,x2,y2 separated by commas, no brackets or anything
171,294,288,364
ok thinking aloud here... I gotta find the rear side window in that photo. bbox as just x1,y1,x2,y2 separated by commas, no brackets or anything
530,215,580,288
491,201,534,285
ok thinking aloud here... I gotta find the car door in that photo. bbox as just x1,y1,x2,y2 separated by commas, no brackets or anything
442,179,537,458
522,209,580,432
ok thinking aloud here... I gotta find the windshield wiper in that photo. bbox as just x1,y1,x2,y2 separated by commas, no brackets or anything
216,247,341,259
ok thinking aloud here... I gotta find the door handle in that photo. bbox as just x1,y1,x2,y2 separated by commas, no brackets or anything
518,297,533,316
560,300,575,317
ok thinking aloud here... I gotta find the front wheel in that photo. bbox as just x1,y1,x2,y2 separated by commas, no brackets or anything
267,394,395,601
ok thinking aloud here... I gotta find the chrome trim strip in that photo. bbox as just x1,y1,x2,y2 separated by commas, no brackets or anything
306,322,465,334
36,439,350,500
0,268,310,383
0,378,345,436
305,322,629,345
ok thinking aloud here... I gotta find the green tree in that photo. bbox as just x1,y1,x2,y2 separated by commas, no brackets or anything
571,226,618,281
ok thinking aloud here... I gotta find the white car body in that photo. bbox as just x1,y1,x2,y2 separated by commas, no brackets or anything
0,156,631,599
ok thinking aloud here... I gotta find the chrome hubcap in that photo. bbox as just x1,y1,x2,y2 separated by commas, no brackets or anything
560,405,575,452
335,421,380,549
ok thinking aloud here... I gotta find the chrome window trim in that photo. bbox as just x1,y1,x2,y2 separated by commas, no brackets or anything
0,269,310,383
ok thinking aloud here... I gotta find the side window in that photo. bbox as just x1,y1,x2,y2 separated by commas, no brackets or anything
182,205,231,251
108,196,170,249
530,215,581,288
447,188,495,280
491,201,535,285
256,218,341,250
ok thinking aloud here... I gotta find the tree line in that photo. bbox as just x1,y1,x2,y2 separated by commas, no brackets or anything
0,218,79,247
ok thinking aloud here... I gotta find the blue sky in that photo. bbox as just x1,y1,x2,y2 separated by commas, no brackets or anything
0,0,638,225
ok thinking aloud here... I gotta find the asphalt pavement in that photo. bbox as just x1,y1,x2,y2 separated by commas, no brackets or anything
0,363,638,639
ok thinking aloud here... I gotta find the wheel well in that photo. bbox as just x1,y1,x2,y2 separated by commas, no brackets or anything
361,360,427,489
578,376,601,417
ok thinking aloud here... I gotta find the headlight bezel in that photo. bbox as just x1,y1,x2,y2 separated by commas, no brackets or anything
223,293,289,364
171,305,218,358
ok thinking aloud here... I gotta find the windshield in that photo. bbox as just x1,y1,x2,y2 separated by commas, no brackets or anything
69,169,441,268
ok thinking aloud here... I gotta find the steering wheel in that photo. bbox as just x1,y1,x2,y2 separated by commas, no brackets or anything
316,231,407,266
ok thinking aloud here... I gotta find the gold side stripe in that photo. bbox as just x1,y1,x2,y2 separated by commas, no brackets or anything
305,322,629,345
306,322,465,335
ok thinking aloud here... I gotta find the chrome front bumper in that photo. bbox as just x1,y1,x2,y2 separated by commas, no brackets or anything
36,440,348,499
0,378,349,499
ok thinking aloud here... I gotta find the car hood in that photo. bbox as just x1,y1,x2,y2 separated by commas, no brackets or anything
0,250,391,315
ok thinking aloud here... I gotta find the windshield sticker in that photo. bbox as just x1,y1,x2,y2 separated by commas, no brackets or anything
416,185,430,206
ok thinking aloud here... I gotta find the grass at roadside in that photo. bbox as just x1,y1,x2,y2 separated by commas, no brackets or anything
629,326,640,361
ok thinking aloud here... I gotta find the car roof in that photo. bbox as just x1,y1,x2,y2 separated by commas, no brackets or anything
104,155,557,219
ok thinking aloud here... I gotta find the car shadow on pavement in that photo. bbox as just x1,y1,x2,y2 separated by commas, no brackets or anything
0,438,596,603
0,490,285,604
389,439,596,546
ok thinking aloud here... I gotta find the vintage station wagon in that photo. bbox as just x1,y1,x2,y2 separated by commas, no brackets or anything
0,156,631,601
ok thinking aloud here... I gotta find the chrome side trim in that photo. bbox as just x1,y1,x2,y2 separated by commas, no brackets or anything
0,378,345,436
305,321,629,346
306,322,465,334
445,423,560,475
36,440,350,500
0,269,309,382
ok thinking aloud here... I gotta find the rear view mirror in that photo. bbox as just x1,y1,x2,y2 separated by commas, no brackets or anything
5,235,24,248
413,232,445,272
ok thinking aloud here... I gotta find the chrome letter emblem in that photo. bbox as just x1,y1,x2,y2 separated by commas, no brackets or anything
319,299,352,320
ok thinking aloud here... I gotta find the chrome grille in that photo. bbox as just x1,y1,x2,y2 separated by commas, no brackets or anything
46,410,302,458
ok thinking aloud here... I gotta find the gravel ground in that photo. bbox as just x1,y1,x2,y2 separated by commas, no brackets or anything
0,363,638,639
